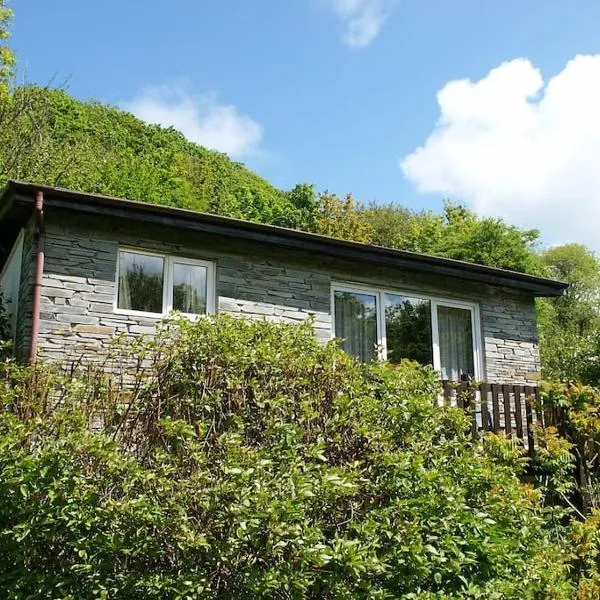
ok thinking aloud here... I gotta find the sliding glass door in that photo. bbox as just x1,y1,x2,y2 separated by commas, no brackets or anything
332,284,481,380
333,290,379,362
384,294,433,365
435,304,475,380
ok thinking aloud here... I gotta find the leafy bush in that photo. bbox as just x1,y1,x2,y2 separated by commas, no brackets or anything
540,326,600,387
540,382,600,513
569,511,600,598
531,425,576,508
0,317,575,598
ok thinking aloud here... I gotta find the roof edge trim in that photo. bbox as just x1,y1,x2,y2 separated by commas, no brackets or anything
1,180,568,297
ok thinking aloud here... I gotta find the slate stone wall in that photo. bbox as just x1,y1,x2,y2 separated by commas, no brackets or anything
479,289,539,383
36,213,331,364
32,211,540,383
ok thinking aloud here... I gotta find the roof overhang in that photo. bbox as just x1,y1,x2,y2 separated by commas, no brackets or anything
0,180,568,297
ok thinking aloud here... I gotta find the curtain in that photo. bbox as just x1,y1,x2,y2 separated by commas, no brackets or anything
173,263,207,314
118,259,132,310
437,305,474,380
334,291,378,362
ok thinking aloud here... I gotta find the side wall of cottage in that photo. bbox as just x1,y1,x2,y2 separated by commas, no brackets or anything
14,219,35,361
34,211,540,383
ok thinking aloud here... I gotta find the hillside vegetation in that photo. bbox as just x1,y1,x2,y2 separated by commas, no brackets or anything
0,87,294,221
0,83,544,272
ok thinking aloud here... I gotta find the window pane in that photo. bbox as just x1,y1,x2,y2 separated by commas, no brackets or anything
118,251,164,313
384,294,432,365
172,262,207,314
0,231,24,342
437,305,475,380
334,290,378,362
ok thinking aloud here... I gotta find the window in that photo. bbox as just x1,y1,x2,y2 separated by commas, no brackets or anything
172,260,208,314
0,229,24,343
436,305,475,381
334,290,378,362
384,293,433,366
332,284,481,380
118,251,164,313
116,249,214,316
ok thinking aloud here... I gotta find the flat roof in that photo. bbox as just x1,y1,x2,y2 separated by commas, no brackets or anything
0,180,568,297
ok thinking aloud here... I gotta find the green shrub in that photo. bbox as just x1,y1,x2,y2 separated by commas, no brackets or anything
540,382,600,513
569,511,600,598
0,316,574,598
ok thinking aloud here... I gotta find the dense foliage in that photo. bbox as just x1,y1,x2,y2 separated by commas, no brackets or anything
0,86,300,223
541,382,600,512
0,316,582,599
0,85,543,273
0,0,14,98
362,202,542,274
539,244,600,385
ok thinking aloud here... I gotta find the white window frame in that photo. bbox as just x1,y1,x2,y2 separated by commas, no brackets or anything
331,281,483,380
114,248,216,318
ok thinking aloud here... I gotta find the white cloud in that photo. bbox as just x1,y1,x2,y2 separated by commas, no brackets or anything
401,55,600,252
122,84,263,158
326,0,398,47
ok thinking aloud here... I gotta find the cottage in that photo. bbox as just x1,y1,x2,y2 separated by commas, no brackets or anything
0,181,566,384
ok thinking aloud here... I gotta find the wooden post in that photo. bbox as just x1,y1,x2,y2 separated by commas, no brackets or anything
514,385,524,440
491,384,501,434
524,386,535,459
480,383,490,432
502,384,513,437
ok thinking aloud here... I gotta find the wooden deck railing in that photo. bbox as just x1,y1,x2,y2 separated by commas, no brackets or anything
440,381,547,457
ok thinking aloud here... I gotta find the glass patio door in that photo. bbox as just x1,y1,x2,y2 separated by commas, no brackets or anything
435,304,476,381
333,290,379,362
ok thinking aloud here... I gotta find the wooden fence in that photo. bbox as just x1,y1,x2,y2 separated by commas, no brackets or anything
440,381,550,457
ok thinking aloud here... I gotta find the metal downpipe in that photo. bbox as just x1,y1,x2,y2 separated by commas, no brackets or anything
29,190,45,364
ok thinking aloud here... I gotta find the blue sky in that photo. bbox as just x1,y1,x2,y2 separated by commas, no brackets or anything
10,1,600,250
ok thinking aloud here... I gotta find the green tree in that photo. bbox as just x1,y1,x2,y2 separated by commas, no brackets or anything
542,244,600,328
434,202,542,273
0,87,295,222
0,0,15,97
281,182,319,230
539,244,600,384
314,191,374,243
362,201,542,274
362,203,444,254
